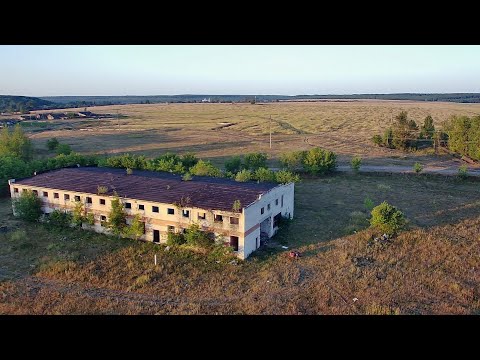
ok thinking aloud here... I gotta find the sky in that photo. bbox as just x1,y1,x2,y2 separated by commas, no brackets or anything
1,45,480,96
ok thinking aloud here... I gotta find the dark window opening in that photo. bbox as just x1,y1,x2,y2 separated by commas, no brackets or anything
261,207,264,215
138,204,144,210
153,230,160,243
125,202,131,209
152,206,159,213
182,209,190,218
230,217,239,225
167,225,175,233
167,208,174,215
100,199,106,205
267,204,270,211
100,215,107,226
214,214,223,222
275,199,279,206
32,190,38,196
54,193,59,199
86,197,92,204
43,191,48,197
74,195,81,202
64,194,70,201
281,195,284,207
14,188,18,193
256,237,259,249
273,213,282,228
23,189,28,193
198,212,206,220
230,236,239,252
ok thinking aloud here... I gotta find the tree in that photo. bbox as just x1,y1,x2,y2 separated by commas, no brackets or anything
372,135,383,146
391,111,418,150
302,147,337,174
275,170,301,184
419,115,435,139
180,152,198,170
55,143,72,155
108,195,127,236
370,201,406,235
413,162,423,173
12,190,42,222
189,160,221,177
72,200,85,227
46,138,60,151
232,200,242,212
383,128,394,148
184,223,214,248
49,210,73,228
279,150,306,170
350,156,362,172
244,153,267,170
224,155,243,173
0,124,33,161
123,214,145,240
235,169,252,182
253,167,275,182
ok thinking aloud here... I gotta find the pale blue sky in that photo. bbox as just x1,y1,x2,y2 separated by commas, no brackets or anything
1,45,479,96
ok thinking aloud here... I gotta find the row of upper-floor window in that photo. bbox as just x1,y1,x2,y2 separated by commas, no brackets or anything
260,195,284,215
14,187,240,224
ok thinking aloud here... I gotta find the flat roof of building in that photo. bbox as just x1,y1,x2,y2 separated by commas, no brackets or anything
14,167,280,212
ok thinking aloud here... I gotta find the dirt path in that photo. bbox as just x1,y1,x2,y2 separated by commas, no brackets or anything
335,164,480,176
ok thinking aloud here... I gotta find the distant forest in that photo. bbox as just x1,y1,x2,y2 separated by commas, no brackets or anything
3,93,480,113
0,96,54,113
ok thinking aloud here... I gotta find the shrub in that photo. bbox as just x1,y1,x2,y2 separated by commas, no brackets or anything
167,231,186,245
85,212,95,226
224,155,243,173
189,160,222,177
107,195,127,236
180,152,198,170
364,197,375,212
372,135,383,146
123,214,145,240
97,185,108,194
235,169,252,182
232,200,242,212
12,190,43,222
182,172,192,181
383,128,394,148
184,223,214,248
244,152,267,170
72,201,85,227
458,165,468,179
351,156,362,172
275,170,301,184
302,147,337,174
413,162,423,173
126,168,133,175
279,150,306,170
370,201,406,235
49,210,73,228
253,167,275,182
46,137,60,151
55,143,72,155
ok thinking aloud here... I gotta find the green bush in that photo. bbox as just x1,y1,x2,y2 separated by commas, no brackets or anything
107,195,127,235
224,155,243,173
458,165,468,179
235,169,252,182
275,170,301,184
189,160,222,177
351,156,362,172
253,167,275,182
370,201,406,235
413,162,423,173
55,143,73,156
182,172,192,181
372,135,383,146
12,190,43,222
49,210,73,228
184,223,214,248
302,147,337,174
279,150,306,170
167,231,186,245
364,197,375,212
232,200,242,212
244,153,267,170
123,214,145,240
46,137,60,151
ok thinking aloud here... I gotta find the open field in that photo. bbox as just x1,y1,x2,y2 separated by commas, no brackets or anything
18,101,480,168
1,173,479,314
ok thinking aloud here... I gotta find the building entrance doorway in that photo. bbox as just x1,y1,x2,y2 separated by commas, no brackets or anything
153,230,160,243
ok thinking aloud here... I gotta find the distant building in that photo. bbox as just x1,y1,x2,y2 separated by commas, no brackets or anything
201,98,211,103
77,111,95,117
9,167,295,259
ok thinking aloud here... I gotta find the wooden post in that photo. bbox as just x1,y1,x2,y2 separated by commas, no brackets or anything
154,254,157,266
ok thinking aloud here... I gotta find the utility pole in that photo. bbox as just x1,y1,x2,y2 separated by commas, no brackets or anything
269,115,272,149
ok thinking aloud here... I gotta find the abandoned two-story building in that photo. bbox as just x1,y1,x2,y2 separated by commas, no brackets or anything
9,167,294,259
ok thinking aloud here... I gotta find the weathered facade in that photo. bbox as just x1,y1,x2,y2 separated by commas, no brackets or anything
9,167,294,259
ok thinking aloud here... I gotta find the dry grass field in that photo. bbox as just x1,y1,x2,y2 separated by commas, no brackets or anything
23,100,480,167
1,173,479,314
